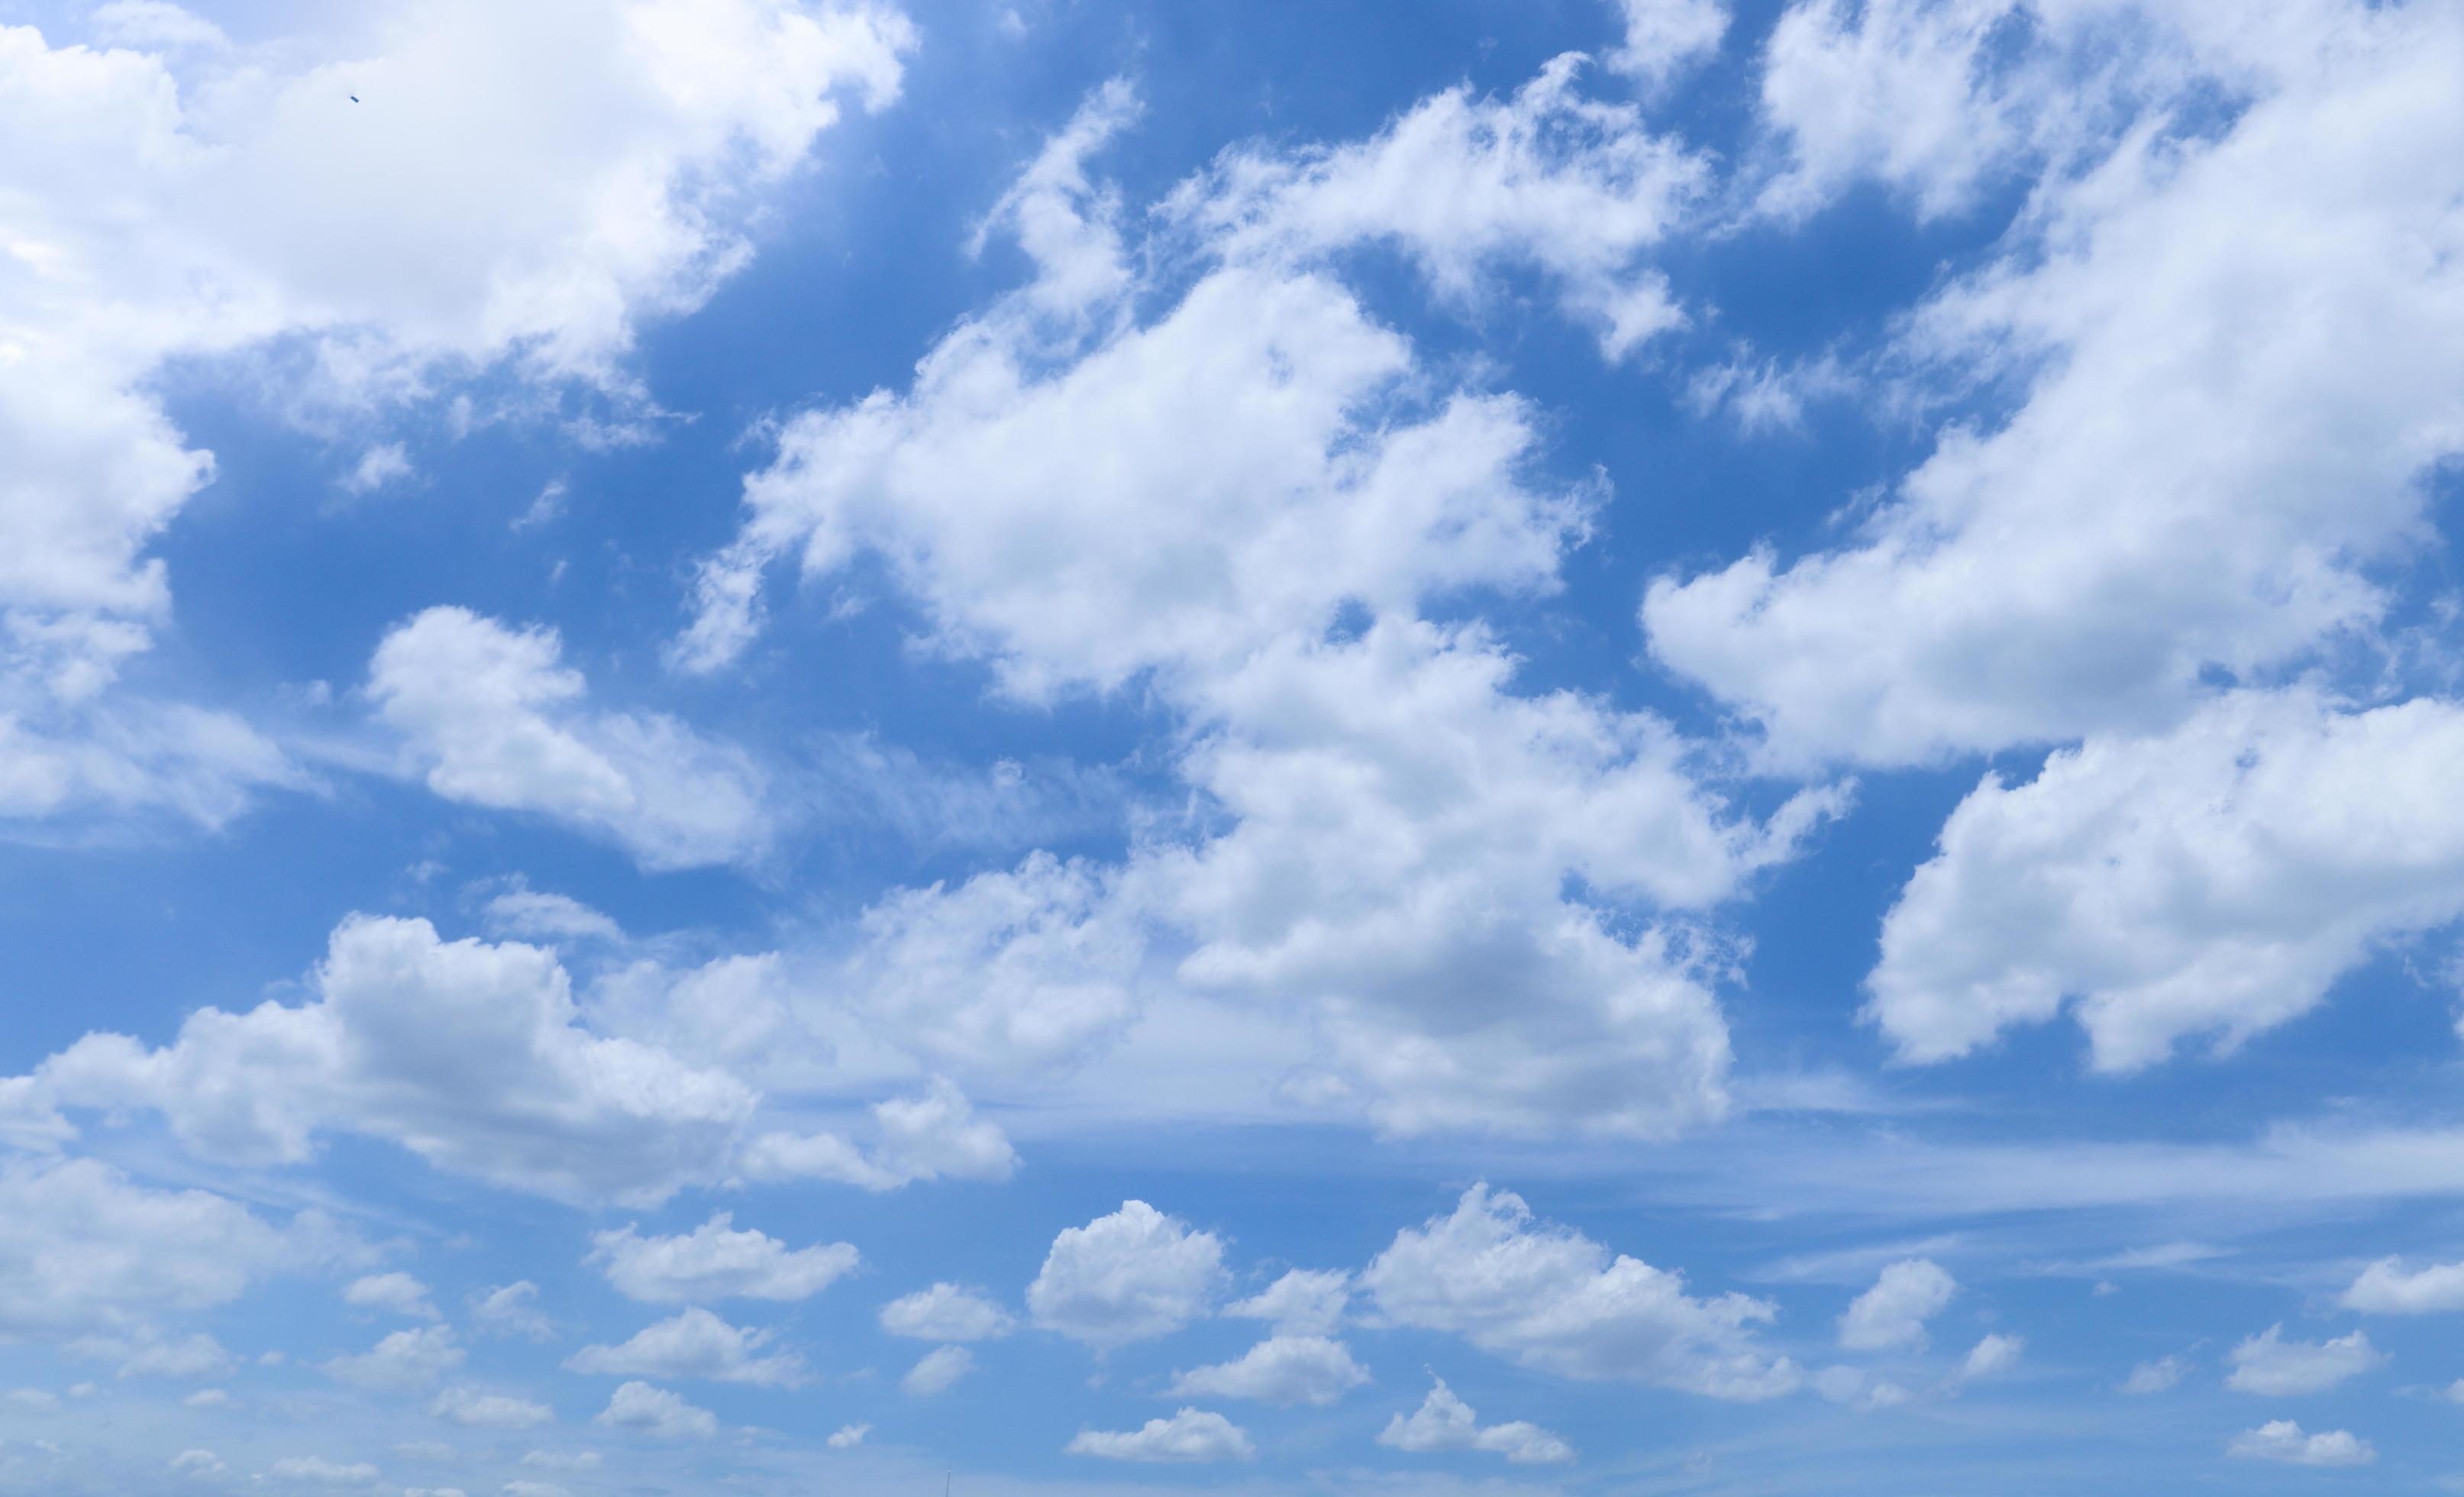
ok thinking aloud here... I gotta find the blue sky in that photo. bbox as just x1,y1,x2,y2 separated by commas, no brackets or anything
4,0,2463,1490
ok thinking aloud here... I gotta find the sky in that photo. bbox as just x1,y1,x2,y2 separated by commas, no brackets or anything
2,0,2462,1491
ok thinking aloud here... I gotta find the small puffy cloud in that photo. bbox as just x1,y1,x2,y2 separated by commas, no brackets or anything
589,1213,858,1304
901,1345,974,1397
1168,1335,1368,1407
6,1389,59,1411
1223,1269,1349,1337
2342,1257,2464,1314
594,1381,715,1439
1378,1376,1574,1464
344,1272,438,1320
1812,1365,1912,1411
370,607,770,869
1605,0,1728,85
1836,1259,1955,1352
1028,1201,1228,1350
341,442,413,496
564,1308,802,1387
518,1451,599,1470
72,1329,236,1380
2226,1325,2382,1397
182,1388,230,1408
1064,1407,1255,1463
323,1325,463,1392
2229,1420,2375,1466
2121,1355,2187,1395
827,1424,869,1449
268,1455,379,1482
738,1078,1019,1191
879,1284,1015,1342
168,1449,224,1476
428,1386,552,1429
471,1282,554,1341
479,883,623,946
1958,1334,2023,1381
1361,1185,1797,1398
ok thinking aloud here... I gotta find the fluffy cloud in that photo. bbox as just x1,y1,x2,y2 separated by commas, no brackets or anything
0,0,912,826
1361,1185,1796,1398
428,1387,554,1430
1064,1408,1254,1463
827,1423,868,1448
323,1325,463,1392
0,1156,328,1334
1223,1270,1350,1337
1959,1333,2023,1381
1606,0,1728,85
2225,1325,2382,1396
74,1329,234,1380
344,1272,438,1321
737,1078,1019,1190
594,1381,716,1439
1811,1365,1912,1411
1649,1,2464,768
1028,1201,1228,1350
471,1282,555,1341
268,1456,379,1483
1868,693,2464,1069
18,913,754,1204
565,1308,802,1386
589,1213,858,1303
2228,1420,2375,1466
900,1345,973,1397
1836,1259,1955,1351
2120,1355,2187,1395
2342,1257,2464,1314
879,1284,1016,1342
370,608,770,868
1167,1335,1368,1407
1377,1376,1574,1464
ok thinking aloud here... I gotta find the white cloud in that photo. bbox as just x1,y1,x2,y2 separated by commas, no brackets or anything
1958,1333,2023,1381
0,1156,328,1334
589,1213,857,1304
1867,693,2464,1069
5,1389,58,1411
20,913,754,1204
827,1423,868,1448
479,882,624,946
1223,1270,1350,1337
340,441,413,496
2120,1355,2187,1395
1811,1365,1912,1411
1836,1259,1955,1351
1028,1201,1228,1350
268,1456,379,1483
323,1325,463,1392
1064,1408,1254,1463
0,0,913,827
344,1272,438,1321
429,1386,553,1429
78,1330,234,1380
471,1282,555,1341
738,1078,1019,1190
167,1448,224,1476
1377,1376,1574,1464
593,1381,715,1439
880,1284,1015,1342
1606,0,1728,86
518,1451,600,1471
2225,1325,2382,1397
1361,1185,1797,1398
182,1387,229,1408
901,1344,974,1396
369,607,770,868
2343,1257,2464,1314
1167,1335,1368,1407
2229,1420,2375,1466
565,1308,802,1386
1649,1,2464,768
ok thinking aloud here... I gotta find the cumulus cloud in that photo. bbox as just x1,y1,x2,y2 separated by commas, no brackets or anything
2228,1420,2375,1466
322,1325,463,1392
879,1284,1016,1342
471,1282,555,1341
594,1381,716,1439
738,1078,1019,1190
1836,1259,1955,1351
1223,1269,1350,1337
1958,1333,2023,1381
1064,1407,1254,1463
1868,693,2464,1069
2120,1355,2187,1395
900,1344,974,1396
1028,1201,1228,1350
2343,1257,2464,1314
1378,1376,1574,1464
1361,1185,1797,1398
0,0,912,827
429,1386,553,1429
565,1308,803,1386
2225,1325,2382,1397
1812,1365,1913,1411
369,607,770,868
1167,1335,1368,1407
268,1456,379,1483
1605,0,1728,86
589,1213,858,1304
827,1423,869,1448
344,1272,438,1321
